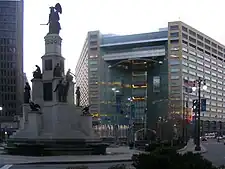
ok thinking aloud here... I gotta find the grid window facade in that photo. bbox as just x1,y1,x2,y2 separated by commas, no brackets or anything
0,1,23,120
179,22,225,122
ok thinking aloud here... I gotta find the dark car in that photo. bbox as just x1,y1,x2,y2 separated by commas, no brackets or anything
201,137,207,141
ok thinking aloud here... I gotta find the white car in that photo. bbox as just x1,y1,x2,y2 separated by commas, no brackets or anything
217,136,223,140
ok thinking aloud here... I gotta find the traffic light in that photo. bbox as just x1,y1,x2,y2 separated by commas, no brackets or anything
192,99,199,112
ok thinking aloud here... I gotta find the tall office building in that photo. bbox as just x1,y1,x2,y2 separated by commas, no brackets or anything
76,21,225,134
0,0,24,124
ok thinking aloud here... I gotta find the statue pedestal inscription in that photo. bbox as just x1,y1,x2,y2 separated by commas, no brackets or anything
5,3,107,156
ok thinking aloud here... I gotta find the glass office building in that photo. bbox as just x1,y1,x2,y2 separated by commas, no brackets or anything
0,0,24,124
76,21,225,135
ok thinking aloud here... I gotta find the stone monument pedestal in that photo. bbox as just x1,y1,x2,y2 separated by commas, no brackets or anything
4,25,108,155
5,103,107,156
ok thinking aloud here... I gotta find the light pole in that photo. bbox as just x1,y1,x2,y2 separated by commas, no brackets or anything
192,77,207,151
111,88,120,144
0,106,2,140
127,97,134,144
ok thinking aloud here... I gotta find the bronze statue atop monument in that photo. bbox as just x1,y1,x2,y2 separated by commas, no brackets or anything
33,65,42,79
41,3,62,35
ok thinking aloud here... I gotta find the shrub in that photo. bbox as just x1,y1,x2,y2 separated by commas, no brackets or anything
133,147,218,169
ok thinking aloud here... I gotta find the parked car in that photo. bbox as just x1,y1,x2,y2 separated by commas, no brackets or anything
201,137,207,141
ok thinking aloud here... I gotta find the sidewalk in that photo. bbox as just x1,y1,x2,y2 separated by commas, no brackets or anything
178,139,207,154
0,146,141,165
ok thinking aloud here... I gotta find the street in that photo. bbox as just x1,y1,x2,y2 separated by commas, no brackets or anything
1,141,225,168
202,139,225,166
0,162,132,169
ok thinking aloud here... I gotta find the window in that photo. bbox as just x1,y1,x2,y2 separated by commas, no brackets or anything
171,68,180,72
89,61,98,65
182,33,188,39
205,70,210,74
211,78,217,82
211,60,216,65
43,83,52,101
170,25,179,30
197,67,203,72
189,30,196,36
153,76,160,92
182,69,188,73
205,38,210,44
196,54,203,59
170,55,179,58
189,50,196,56
171,47,179,51
182,26,188,32
218,97,223,101
169,59,180,65
204,63,210,68
197,60,203,65
189,71,196,75
189,64,196,69
211,66,217,71
90,55,98,58
218,63,223,67
90,68,98,71
211,84,216,88
189,36,196,43
181,55,188,60
170,32,179,38
182,48,188,52
197,74,203,78
45,59,52,70
204,57,210,62
197,34,203,40
218,69,222,73
189,57,196,62
182,60,188,66
171,75,179,80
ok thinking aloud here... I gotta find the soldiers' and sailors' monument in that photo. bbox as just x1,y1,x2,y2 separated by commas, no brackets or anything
5,3,107,156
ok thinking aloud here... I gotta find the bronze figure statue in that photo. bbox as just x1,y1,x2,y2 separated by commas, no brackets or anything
75,86,81,107
29,102,41,111
63,81,69,102
53,80,65,102
42,3,62,35
33,65,42,79
24,82,31,103
65,69,74,82
53,63,62,77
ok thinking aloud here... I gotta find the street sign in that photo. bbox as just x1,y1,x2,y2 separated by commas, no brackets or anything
201,98,206,111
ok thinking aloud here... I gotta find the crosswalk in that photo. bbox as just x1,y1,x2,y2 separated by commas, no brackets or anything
0,165,13,169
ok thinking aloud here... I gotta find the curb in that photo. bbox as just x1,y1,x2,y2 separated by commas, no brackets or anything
177,145,187,152
14,159,133,165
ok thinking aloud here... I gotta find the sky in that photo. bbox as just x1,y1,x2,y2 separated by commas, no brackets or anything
24,0,225,81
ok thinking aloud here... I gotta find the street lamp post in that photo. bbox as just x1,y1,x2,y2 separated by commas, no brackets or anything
192,77,207,151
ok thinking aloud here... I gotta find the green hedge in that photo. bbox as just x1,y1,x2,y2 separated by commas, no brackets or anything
132,147,218,169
